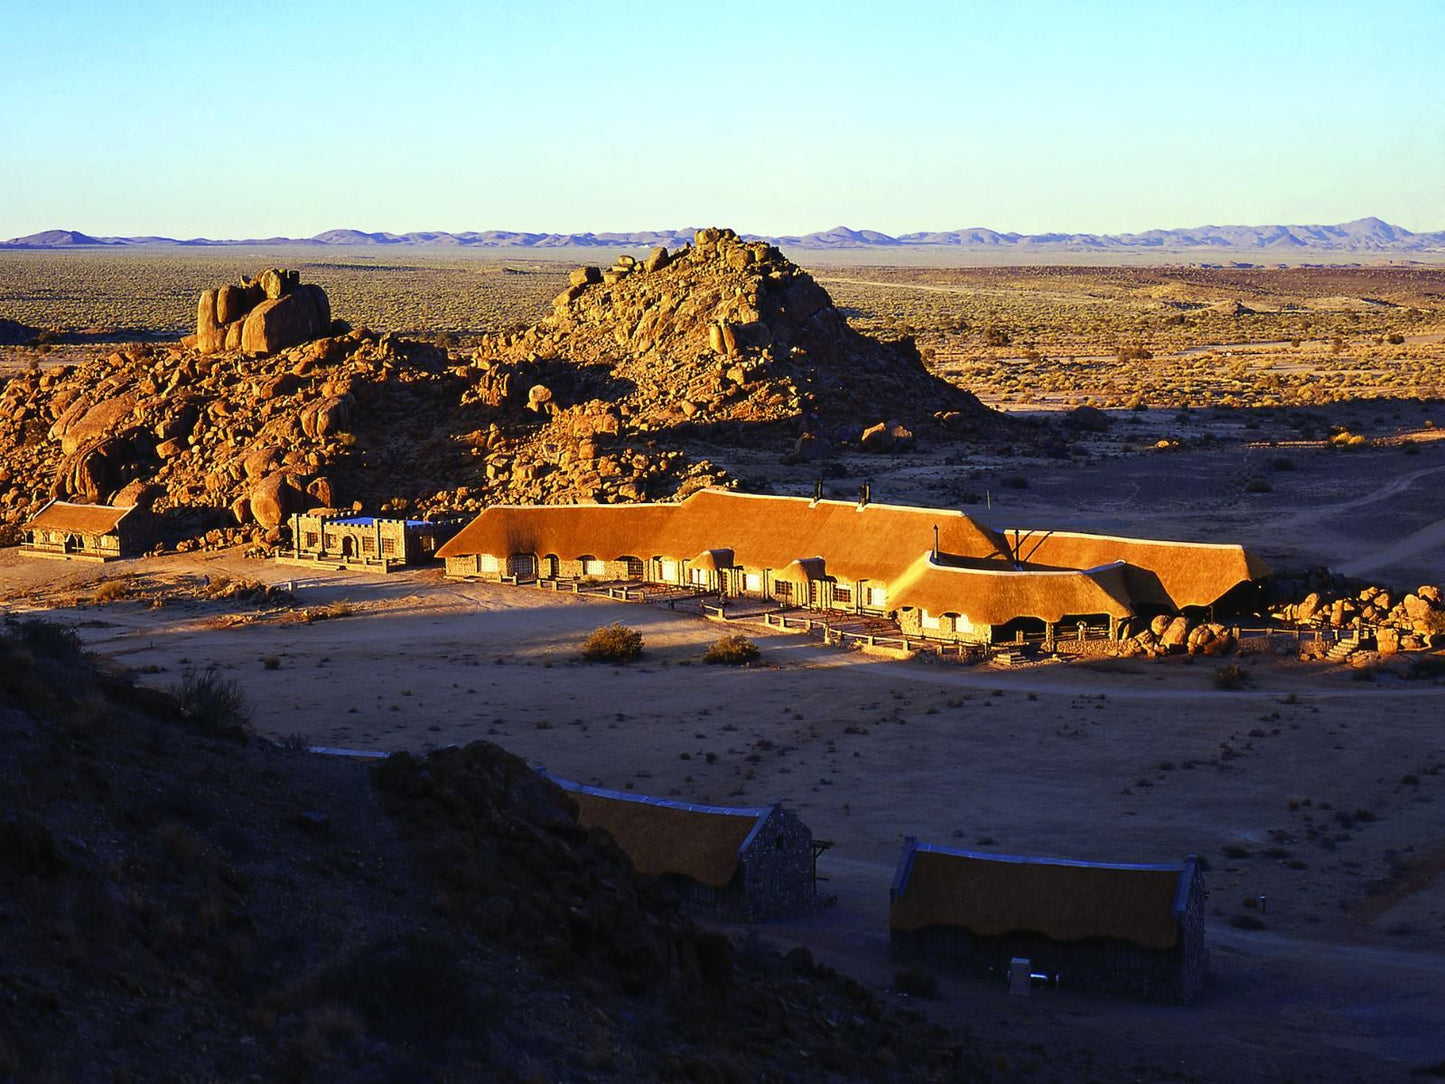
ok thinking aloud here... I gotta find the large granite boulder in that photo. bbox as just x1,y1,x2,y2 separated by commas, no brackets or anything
196,270,331,356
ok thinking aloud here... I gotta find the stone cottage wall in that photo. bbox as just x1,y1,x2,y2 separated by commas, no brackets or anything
734,806,817,920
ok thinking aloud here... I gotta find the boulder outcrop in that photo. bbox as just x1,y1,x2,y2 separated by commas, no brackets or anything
0,227,1006,553
195,269,332,356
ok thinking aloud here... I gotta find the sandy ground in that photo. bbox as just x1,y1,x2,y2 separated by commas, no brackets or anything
4,439,1444,1080
3,554,1443,1080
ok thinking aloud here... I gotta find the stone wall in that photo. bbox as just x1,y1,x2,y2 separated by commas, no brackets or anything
731,806,818,921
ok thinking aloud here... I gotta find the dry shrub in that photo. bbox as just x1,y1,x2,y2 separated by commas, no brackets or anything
170,667,252,737
94,578,131,603
581,623,643,663
703,634,760,666
1213,664,1248,690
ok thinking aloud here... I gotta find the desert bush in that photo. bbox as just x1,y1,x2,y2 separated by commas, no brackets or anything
581,623,643,663
1213,664,1248,690
1402,656,1445,681
703,634,760,666
93,578,131,603
171,667,252,737
3,616,85,662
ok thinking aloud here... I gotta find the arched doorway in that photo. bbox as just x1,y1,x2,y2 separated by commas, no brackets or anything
341,536,355,560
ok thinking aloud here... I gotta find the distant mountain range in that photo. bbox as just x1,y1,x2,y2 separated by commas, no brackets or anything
4,218,1443,253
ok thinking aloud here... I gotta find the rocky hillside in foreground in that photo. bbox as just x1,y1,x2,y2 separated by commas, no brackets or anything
1,617,1001,1082
0,228,1001,552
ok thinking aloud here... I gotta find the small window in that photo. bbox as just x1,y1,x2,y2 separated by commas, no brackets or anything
744,572,762,593
582,558,606,577
382,538,397,556
921,611,942,630
774,580,792,599
478,554,499,573
833,584,852,604
362,536,377,554
305,532,320,548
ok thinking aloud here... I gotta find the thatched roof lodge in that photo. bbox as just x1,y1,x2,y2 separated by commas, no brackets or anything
436,489,1267,643
19,500,153,562
541,773,821,921
890,839,1206,1002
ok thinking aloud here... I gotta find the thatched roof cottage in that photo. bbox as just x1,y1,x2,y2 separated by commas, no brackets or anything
890,838,1206,1002
542,773,822,921
20,500,154,562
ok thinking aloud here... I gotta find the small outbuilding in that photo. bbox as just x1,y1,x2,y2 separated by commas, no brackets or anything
542,772,825,921
281,511,466,572
889,838,1206,1002
19,500,154,561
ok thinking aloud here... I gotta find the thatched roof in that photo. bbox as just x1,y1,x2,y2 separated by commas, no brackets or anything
437,489,1267,622
890,553,1136,625
889,840,1196,951
689,548,734,573
24,500,135,536
437,489,1010,587
776,557,827,585
543,773,771,888
1006,529,1268,610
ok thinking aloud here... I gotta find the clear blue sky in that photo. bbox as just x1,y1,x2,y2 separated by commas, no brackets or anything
1,0,1440,238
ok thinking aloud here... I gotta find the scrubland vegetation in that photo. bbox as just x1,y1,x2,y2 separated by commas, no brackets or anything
5,251,1441,413
821,264,1445,410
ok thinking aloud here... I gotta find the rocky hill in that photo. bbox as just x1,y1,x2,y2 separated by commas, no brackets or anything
0,230,1000,552
1,616,998,1081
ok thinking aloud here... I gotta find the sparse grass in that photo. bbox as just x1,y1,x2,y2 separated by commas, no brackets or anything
581,623,643,663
